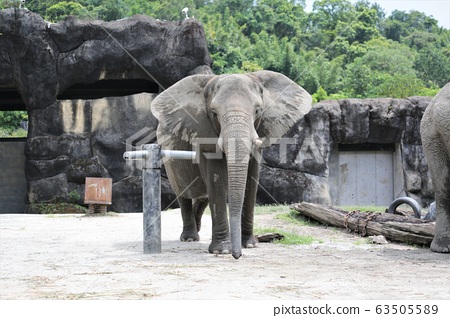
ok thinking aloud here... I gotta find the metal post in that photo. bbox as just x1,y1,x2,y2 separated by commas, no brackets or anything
142,144,161,254
123,145,196,254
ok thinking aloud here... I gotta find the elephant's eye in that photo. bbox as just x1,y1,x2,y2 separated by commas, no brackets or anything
210,109,218,118
255,106,263,117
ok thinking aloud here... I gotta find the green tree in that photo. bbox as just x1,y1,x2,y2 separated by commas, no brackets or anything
383,9,439,43
46,1,88,22
3,0,447,98
312,86,328,103
344,39,424,97
127,0,198,21
1,0,21,9
343,58,372,96
375,74,424,98
309,0,356,46
415,47,450,88
352,1,381,43
247,0,307,40
94,0,126,21
0,111,27,134
200,8,251,73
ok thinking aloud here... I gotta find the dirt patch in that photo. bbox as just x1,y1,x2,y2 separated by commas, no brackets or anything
1,209,449,300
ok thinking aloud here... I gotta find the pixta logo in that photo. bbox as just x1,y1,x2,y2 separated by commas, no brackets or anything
125,131,324,165
125,127,157,171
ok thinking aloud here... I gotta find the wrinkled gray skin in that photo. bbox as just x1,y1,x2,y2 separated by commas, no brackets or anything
421,81,450,253
151,71,312,259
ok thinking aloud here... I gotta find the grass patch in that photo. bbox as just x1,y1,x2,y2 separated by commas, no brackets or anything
340,204,427,215
254,227,315,245
29,203,88,214
275,210,318,226
254,204,291,215
339,206,387,213
82,212,119,217
190,204,294,216
353,237,372,245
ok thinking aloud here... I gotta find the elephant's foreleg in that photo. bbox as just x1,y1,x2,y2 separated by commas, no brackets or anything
179,197,199,242
423,133,450,253
205,159,231,254
241,157,259,248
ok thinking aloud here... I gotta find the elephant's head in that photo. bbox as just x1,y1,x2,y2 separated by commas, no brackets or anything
151,70,312,259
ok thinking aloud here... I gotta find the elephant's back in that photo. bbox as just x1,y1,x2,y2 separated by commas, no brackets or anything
422,82,450,138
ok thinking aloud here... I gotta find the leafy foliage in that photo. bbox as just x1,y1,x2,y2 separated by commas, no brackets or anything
0,111,28,137
2,0,449,101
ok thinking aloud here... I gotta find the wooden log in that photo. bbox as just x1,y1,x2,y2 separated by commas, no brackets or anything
290,202,435,246
255,233,285,243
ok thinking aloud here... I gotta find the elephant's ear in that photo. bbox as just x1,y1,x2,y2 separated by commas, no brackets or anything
151,74,216,150
252,70,312,146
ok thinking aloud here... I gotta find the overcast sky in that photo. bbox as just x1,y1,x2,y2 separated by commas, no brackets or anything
304,0,450,29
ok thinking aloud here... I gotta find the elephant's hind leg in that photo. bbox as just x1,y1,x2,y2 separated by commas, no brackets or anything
179,197,200,242
422,129,450,253
430,164,450,253
431,180,450,253
193,198,208,232
431,232,450,253
241,157,259,248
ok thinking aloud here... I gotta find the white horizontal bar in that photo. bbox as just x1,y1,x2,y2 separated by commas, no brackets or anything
123,149,196,160
161,150,196,160
123,150,148,160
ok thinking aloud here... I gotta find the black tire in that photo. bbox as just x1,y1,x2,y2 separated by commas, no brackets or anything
387,197,421,219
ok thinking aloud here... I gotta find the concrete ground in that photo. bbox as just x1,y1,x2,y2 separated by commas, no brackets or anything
1,208,449,300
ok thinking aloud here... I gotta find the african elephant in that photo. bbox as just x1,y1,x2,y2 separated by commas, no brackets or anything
151,70,312,259
420,81,450,253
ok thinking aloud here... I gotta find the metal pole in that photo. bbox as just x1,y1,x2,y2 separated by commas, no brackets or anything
123,150,148,160
123,149,196,161
161,150,196,160
123,145,196,254
142,144,161,254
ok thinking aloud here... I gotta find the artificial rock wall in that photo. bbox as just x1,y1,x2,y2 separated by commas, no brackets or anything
258,96,433,207
0,8,211,212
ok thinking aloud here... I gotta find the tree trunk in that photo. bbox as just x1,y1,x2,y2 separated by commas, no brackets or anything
291,202,435,246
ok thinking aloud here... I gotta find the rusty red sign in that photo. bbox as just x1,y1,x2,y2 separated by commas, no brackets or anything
84,177,112,205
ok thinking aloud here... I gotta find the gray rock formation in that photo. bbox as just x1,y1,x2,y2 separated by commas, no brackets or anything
0,8,212,212
258,96,433,207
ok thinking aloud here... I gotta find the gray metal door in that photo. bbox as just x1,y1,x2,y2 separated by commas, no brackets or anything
0,139,27,213
338,151,393,206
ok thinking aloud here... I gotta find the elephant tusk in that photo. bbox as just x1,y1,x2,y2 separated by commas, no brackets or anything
254,138,263,148
217,137,224,152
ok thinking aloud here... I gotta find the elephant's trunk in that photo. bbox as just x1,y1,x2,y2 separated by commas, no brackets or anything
222,115,254,259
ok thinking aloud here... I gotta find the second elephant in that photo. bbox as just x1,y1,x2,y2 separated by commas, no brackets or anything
420,81,450,253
